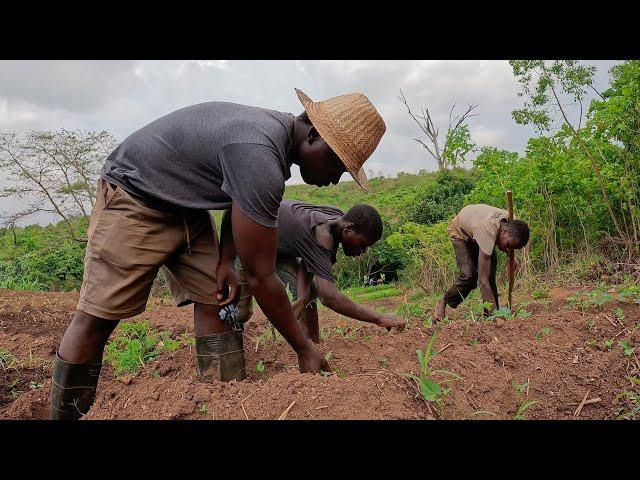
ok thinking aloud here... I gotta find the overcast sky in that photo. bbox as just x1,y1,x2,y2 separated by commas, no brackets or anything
0,60,620,225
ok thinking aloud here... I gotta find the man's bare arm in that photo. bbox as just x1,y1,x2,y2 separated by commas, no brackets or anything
216,209,240,306
291,261,313,319
230,202,329,373
316,277,405,330
477,251,498,311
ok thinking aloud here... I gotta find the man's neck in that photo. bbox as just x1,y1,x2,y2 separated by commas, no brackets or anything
289,115,307,167
315,218,342,251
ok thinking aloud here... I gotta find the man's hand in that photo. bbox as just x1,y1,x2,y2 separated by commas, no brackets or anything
376,313,406,331
216,262,240,307
297,344,331,373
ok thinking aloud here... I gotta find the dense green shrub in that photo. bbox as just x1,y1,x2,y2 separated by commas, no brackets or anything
405,170,475,225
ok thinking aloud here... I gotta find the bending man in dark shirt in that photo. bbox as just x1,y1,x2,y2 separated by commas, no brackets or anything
233,201,406,344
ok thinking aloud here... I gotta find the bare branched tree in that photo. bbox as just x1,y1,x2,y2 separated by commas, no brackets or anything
0,129,117,242
399,90,478,171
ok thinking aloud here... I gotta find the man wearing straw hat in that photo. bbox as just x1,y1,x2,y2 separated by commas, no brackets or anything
50,88,386,419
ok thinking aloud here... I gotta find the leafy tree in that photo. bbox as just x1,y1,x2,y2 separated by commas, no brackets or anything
587,60,640,249
510,60,627,244
0,129,117,241
399,90,477,171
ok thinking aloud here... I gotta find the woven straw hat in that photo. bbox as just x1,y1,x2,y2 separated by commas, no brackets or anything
295,88,386,190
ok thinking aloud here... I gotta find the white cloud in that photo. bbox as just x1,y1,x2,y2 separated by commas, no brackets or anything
0,59,621,225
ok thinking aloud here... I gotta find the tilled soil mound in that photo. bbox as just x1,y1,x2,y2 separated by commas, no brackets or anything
1,282,639,420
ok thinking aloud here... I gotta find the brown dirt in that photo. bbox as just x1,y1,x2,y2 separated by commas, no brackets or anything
1,281,639,420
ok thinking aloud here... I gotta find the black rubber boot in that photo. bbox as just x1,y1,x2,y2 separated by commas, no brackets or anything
50,353,102,420
196,330,246,382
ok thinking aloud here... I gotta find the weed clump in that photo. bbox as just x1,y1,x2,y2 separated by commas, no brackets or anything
104,322,180,377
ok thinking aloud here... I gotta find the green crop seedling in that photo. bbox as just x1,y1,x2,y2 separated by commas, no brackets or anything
0,348,16,371
404,333,463,416
104,322,176,377
619,340,635,357
570,284,613,309
532,289,549,299
256,360,265,373
512,379,536,420
514,400,538,420
535,327,551,341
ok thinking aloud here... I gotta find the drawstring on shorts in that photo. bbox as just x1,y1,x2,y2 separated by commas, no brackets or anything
182,217,192,255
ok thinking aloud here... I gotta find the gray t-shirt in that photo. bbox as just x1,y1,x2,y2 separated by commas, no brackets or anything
276,200,344,283
101,101,295,228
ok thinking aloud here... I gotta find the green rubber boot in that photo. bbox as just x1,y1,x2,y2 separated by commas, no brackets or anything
195,330,246,382
50,353,102,420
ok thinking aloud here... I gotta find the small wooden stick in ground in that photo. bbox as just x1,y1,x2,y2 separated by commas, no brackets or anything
506,190,515,310
278,400,296,420
239,388,261,405
603,314,618,327
568,397,601,407
573,389,591,418
614,328,629,338
241,403,249,420
437,343,453,354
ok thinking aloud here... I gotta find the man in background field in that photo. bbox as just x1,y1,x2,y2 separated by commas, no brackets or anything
232,200,406,344
434,204,530,321
50,89,386,420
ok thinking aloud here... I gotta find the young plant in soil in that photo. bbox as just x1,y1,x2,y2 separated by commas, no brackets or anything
532,288,549,299
0,349,17,372
535,327,551,342
617,284,640,304
512,380,537,420
569,284,614,309
615,377,640,420
618,340,635,357
404,333,463,418
104,322,178,377
256,360,265,373
378,356,389,368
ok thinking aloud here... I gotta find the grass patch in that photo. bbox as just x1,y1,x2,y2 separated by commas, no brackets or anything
343,284,402,302
395,302,427,319
104,322,181,377
0,348,17,371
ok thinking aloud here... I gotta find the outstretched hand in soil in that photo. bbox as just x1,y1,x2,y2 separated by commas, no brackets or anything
377,313,406,331
297,344,331,374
